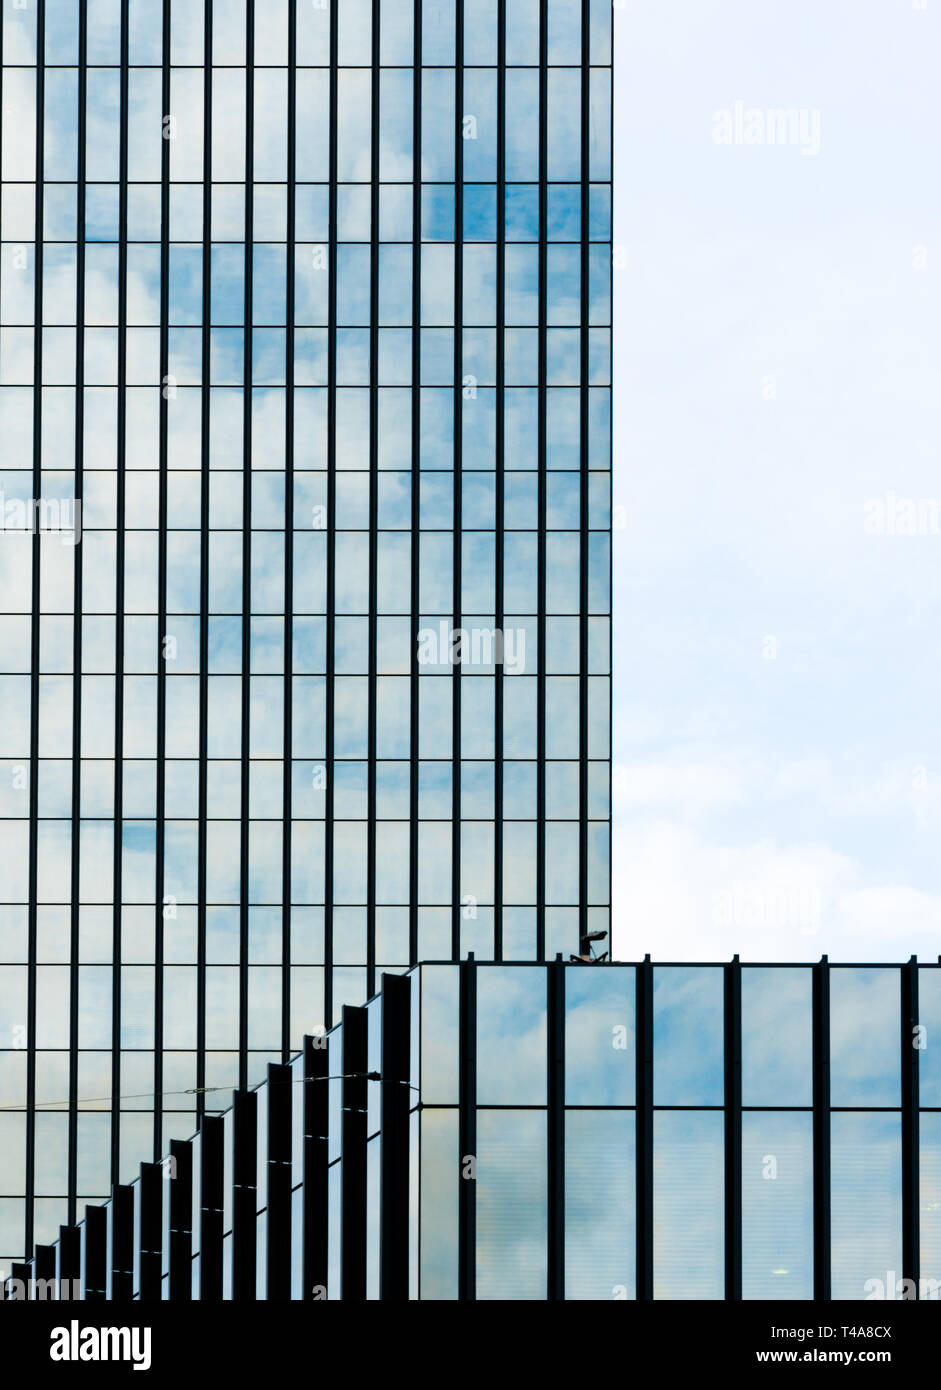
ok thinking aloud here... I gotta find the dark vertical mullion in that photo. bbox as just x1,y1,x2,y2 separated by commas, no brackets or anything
340,1004,367,1300
239,0,255,1092
282,0,297,1064
266,1062,293,1298
407,0,422,968
577,0,590,944
812,954,831,1299
113,0,130,1186
67,0,89,1229
901,956,919,1294
109,1183,134,1300
34,1243,55,1292
58,1223,81,1295
635,954,653,1299
138,1161,163,1300
724,955,742,1300
167,1137,192,1301
83,1204,107,1301
9,1262,30,1301
231,1087,257,1299
199,1112,224,1299
153,0,171,1159
450,0,463,963
547,955,564,1299
535,0,547,962
493,0,505,961
366,0,380,997
196,0,213,1127
324,0,338,1027
302,1032,328,1298
458,953,476,1299
379,971,410,1297
24,0,46,1259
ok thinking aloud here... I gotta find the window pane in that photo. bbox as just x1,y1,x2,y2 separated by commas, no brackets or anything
419,1109,459,1301
565,964,634,1105
741,967,812,1107
653,966,723,1106
830,968,900,1107
653,1110,723,1299
418,1108,459,1300
831,1112,902,1301
476,1109,546,1300
565,1109,634,1299
918,968,941,1107
742,1111,813,1300
920,1112,941,1300
476,966,546,1105
420,965,460,1105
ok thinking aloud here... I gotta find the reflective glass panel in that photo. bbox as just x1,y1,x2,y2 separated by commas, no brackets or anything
565,1109,634,1299
565,965,634,1106
830,1112,902,1301
653,967,723,1106
742,1111,813,1300
476,1109,547,1301
653,1110,724,1299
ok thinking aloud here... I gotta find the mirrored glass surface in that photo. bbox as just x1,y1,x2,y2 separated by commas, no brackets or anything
565,1108,634,1299
476,966,546,1106
830,968,900,1108
653,967,723,1107
830,1112,902,1301
565,964,634,1105
741,967,812,1108
742,1111,813,1300
653,1110,723,1299
476,1109,547,1301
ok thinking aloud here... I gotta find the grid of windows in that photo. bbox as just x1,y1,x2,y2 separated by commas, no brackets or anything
411,961,941,1301
0,0,613,1268
7,961,941,1302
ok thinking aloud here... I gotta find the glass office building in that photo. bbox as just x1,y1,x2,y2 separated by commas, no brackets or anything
5,959,941,1302
0,1,613,1269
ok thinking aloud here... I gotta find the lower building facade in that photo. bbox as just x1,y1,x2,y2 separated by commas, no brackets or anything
5,956,941,1300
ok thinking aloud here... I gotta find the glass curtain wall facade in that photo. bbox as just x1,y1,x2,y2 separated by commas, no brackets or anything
6,960,941,1302
0,1,613,1269
418,959,941,1301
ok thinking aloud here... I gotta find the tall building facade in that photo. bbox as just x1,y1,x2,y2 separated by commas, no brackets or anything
6,959,941,1302
0,0,612,1267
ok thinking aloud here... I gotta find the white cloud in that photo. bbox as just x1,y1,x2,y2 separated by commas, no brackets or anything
613,758,748,816
613,818,941,963
614,750,941,826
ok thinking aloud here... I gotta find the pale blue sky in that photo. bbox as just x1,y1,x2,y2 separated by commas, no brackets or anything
612,0,941,961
